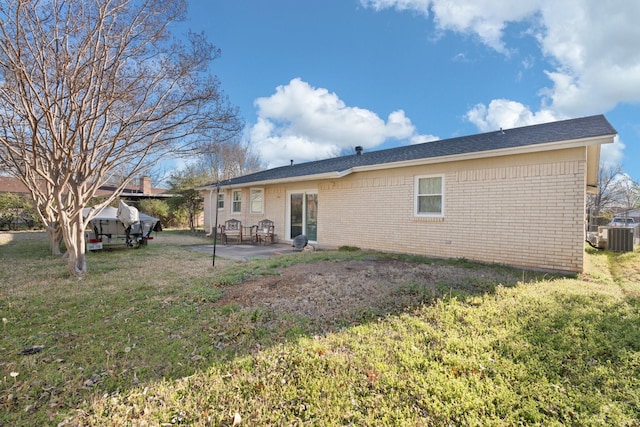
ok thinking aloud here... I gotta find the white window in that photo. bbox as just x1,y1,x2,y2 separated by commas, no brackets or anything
217,193,224,210
232,190,242,213
250,188,264,214
415,175,444,217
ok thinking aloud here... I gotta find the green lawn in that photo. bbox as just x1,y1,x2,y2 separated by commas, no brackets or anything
1,231,639,426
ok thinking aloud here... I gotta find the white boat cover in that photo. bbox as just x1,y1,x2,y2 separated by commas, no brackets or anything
117,200,139,229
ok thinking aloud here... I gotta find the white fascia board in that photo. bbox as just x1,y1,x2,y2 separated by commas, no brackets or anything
205,171,351,190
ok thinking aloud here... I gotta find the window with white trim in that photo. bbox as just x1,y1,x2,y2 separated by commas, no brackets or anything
217,193,224,210
250,188,264,214
415,175,444,216
232,190,242,213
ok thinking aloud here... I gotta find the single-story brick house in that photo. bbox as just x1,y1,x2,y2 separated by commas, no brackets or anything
199,115,616,273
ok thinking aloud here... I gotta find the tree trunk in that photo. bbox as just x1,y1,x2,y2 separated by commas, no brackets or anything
60,217,88,276
45,223,63,256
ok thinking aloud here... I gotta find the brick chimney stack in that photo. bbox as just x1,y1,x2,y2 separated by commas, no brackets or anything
139,176,151,194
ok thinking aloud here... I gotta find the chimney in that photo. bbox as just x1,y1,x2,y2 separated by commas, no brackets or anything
139,176,151,194
355,146,363,155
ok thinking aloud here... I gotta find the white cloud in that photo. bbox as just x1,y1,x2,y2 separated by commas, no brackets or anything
429,1,539,54
535,1,640,116
362,0,640,166
249,78,433,167
362,0,640,114
362,0,538,53
466,99,558,132
600,135,625,169
467,99,625,167
410,134,439,145
361,0,431,15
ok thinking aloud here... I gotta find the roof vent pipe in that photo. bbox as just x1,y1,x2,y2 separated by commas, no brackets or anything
290,159,294,166
355,146,363,155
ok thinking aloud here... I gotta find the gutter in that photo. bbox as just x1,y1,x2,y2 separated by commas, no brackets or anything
196,171,351,191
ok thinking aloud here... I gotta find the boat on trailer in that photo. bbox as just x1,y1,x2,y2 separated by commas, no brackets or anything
84,201,161,251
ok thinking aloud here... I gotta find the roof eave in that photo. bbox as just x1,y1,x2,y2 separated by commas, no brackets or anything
198,133,616,189
350,134,616,174
198,170,355,191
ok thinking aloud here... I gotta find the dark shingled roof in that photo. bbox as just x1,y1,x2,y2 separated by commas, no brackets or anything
215,115,616,187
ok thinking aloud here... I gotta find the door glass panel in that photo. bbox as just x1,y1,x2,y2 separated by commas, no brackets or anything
305,194,317,241
290,193,303,239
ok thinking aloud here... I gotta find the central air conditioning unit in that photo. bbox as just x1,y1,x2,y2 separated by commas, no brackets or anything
607,227,634,252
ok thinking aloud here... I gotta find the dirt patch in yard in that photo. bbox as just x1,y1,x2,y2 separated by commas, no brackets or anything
214,257,524,327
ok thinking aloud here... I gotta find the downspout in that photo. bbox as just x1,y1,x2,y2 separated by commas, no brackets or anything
208,189,214,236
212,182,220,267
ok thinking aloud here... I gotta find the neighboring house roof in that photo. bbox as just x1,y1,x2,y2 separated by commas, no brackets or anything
206,115,616,189
0,176,32,194
0,176,170,198
94,185,171,198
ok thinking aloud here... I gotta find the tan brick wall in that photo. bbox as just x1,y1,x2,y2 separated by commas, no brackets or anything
319,148,587,273
202,186,290,239
202,147,588,272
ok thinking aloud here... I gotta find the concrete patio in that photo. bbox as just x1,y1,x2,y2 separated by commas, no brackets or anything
187,242,298,261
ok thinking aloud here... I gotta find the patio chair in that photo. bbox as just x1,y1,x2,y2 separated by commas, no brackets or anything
220,219,242,244
255,219,275,245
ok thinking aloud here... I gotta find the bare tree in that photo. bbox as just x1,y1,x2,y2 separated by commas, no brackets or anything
0,0,241,275
587,164,624,218
0,148,63,254
614,174,640,215
198,138,261,181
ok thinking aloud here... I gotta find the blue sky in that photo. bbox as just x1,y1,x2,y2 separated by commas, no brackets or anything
182,0,639,182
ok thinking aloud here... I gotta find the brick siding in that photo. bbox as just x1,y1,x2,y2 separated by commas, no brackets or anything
203,147,588,273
